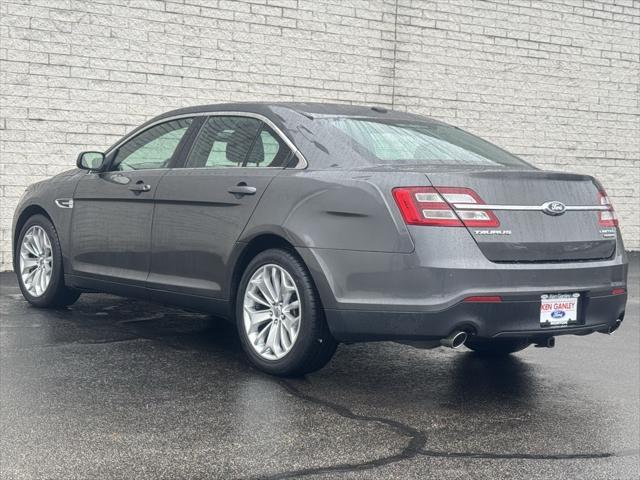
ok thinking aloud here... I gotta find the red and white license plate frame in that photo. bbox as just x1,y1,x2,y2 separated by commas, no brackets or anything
540,293,580,327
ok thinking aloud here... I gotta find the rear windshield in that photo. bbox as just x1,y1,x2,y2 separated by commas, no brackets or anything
328,118,529,168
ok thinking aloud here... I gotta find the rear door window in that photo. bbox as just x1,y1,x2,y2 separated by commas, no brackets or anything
185,116,261,168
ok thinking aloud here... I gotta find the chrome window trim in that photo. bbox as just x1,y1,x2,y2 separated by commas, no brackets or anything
453,203,609,212
104,111,308,170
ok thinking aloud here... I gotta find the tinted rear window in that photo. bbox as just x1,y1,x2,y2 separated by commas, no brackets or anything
328,118,529,168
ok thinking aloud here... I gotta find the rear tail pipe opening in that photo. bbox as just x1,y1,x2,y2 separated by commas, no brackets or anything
534,337,555,348
440,330,468,349
602,318,623,335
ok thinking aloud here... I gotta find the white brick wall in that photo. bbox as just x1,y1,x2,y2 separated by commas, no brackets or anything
1,0,638,270
391,0,640,251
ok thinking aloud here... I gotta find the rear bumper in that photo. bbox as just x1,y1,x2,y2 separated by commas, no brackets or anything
295,228,628,342
324,292,627,342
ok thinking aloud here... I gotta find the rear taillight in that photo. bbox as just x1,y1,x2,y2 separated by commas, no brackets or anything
392,187,499,227
598,191,618,227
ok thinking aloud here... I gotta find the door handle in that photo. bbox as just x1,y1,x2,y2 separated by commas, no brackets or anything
228,184,257,196
129,181,151,193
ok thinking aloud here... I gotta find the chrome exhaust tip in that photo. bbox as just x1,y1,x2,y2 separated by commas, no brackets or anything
607,318,623,335
598,318,623,335
440,331,468,349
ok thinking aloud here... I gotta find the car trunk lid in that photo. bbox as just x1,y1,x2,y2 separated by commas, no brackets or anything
424,170,616,262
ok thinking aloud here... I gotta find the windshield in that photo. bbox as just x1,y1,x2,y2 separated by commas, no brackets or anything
328,118,529,168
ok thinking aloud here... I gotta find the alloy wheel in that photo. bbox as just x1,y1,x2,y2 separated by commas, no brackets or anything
19,225,53,297
243,263,302,360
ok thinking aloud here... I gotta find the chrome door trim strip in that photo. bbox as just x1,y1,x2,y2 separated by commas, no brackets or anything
104,111,308,169
453,203,609,212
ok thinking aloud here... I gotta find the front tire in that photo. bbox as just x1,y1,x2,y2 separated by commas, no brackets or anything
466,338,530,356
236,248,337,376
15,214,80,308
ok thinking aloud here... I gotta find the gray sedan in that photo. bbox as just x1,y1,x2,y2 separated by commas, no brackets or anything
12,103,628,375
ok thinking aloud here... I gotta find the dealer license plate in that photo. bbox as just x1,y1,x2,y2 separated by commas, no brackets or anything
540,293,580,327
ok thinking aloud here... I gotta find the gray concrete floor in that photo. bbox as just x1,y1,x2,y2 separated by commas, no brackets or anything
1,258,638,479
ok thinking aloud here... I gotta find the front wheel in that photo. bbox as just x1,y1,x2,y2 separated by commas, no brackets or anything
466,338,530,356
15,214,81,308
236,248,337,376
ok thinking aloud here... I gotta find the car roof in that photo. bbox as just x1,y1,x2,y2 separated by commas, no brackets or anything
151,102,439,123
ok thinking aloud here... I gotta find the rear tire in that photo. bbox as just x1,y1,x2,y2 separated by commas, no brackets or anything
15,214,81,308
466,338,530,356
236,248,337,376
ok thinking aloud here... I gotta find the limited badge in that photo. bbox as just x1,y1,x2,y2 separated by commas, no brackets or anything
599,228,616,239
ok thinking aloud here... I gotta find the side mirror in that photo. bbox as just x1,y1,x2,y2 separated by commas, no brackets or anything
77,151,106,171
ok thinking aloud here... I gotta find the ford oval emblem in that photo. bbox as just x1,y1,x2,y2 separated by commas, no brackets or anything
551,310,565,319
542,201,566,216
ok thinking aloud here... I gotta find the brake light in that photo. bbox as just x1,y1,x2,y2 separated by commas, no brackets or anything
392,187,499,227
598,191,618,227
463,296,503,303
611,288,626,296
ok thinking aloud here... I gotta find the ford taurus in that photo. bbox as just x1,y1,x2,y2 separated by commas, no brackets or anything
12,103,628,375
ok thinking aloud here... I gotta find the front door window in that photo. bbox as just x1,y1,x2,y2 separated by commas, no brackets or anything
112,118,193,171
